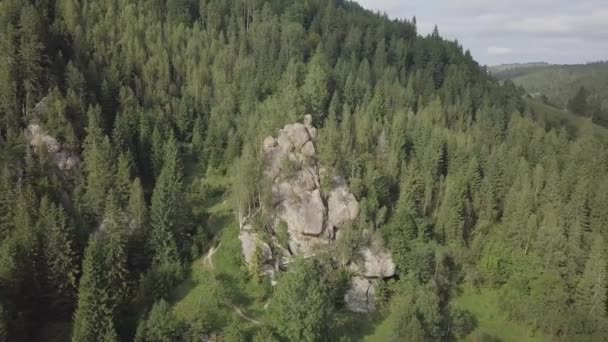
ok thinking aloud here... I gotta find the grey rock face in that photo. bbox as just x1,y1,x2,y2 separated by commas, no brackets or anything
239,226,272,265
360,247,396,278
262,117,330,254
27,123,81,172
344,277,377,313
243,116,396,313
327,176,360,230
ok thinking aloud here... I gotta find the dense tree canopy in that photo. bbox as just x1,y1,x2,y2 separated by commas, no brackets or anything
0,0,606,341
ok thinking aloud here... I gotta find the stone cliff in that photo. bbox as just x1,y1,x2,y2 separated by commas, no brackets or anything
239,115,395,313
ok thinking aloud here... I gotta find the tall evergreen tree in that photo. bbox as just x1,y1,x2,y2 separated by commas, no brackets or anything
575,235,607,316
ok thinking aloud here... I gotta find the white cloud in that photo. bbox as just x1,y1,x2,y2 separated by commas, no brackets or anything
353,0,608,65
487,47,513,56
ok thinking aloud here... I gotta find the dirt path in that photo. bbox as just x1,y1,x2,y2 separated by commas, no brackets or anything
202,241,222,270
231,305,262,325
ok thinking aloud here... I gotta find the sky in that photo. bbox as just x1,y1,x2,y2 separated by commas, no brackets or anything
353,0,608,66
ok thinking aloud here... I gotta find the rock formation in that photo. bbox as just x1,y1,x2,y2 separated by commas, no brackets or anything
27,123,81,172
344,277,377,313
240,115,394,313
239,224,273,265
26,98,81,173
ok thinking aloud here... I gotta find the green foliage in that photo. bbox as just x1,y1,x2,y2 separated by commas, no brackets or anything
72,194,129,342
39,197,78,317
0,0,606,340
135,300,185,342
496,62,608,126
269,260,332,342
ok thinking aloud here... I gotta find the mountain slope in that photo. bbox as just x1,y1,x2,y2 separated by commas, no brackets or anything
492,62,608,126
0,1,606,341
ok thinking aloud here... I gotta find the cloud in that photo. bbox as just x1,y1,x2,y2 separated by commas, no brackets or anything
487,47,513,56
503,10,608,38
353,0,608,65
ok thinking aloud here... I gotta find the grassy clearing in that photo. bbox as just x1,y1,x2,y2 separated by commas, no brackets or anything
453,286,549,342
171,174,272,332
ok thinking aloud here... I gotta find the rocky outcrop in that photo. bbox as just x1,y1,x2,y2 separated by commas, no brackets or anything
238,225,272,265
262,115,331,255
27,123,81,172
344,277,377,313
240,115,395,312
360,247,396,278
327,176,359,234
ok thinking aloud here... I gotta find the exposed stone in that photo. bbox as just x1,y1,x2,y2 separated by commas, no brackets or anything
290,123,310,150
277,130,294,153
263,136,277,150
262,265,278,286
239,228,272,265
360,247,396,278
27,123,81,172
301,141,316,158
28,124,61,153
278,189,325,236
304,114,313,127
344,277,376,313
53,151,81,171
328,176,360,230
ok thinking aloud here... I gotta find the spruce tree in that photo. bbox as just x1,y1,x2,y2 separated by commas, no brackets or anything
39,197,78,317
575,236,607,316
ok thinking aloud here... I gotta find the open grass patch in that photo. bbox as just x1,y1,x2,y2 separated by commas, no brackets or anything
453,285,550,342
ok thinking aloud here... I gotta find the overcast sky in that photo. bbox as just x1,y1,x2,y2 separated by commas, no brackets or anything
353,0,608,66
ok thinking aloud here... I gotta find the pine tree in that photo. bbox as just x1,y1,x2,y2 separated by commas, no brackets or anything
150,133,182,263
568,86,589,116
575,236,606,316
269,260,331,342
128,178,147,232
436,174,468,246
115,152,134,206
72,236,115,342
83,107,115,219
134,299,184,342
72,194,128,342
39,197,78,317
18,5,44,109
302,48,329,123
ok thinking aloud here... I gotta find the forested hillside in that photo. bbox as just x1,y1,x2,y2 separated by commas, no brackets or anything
0,0,607,341
492,62,608,127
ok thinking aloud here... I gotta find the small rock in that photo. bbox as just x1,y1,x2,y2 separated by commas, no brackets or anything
304,114,313,127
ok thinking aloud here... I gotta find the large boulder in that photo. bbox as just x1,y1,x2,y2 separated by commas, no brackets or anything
360,247,396,278
327,176,360,230
239,227,272,265
277,189,325,236
344,277,376,313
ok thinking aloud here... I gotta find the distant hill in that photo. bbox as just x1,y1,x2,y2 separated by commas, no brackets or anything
492,62,608,127
489,62,549,78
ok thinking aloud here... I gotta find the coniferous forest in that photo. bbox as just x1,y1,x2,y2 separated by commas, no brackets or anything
0,0,607,341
